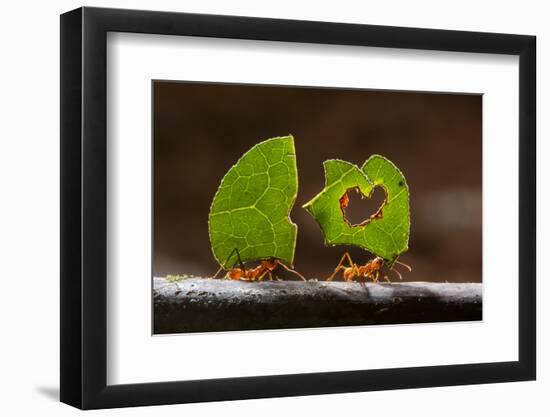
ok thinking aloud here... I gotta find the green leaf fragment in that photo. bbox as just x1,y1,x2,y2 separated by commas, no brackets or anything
302,155,410,265
209,136,298,269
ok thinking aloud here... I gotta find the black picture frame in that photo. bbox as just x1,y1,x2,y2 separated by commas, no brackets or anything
60,6,536,410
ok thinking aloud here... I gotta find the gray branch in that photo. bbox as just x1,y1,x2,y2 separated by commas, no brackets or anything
153,278,482,334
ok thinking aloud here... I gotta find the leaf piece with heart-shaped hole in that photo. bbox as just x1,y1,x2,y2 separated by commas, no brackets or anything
302,155,410,265
209,136,298,269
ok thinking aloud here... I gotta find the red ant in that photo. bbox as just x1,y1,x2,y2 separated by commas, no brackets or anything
212,248,306,281
327,252,412,283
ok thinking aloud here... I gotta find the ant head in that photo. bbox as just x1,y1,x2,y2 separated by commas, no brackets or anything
373,257,384,268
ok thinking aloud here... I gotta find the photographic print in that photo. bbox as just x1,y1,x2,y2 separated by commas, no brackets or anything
153,81,482,334
61,8,535,407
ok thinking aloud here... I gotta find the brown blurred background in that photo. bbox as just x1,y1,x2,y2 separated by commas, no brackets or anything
153,81,482,282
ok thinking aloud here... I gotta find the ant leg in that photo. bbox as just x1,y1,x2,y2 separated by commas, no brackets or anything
327,254,347,281
382,274,392,284
233,248,246,270
365,269,376,283
212,248,248,279
258,270,273,281
278,262,306,281
211,265,225,279
257,269,269,281
328,266,345,281
343,252,355,267
346,265,361,282
328,252,354,281
212,248,241,278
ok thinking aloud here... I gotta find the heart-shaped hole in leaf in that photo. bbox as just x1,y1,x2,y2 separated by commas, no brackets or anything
302,155,410,265
340,185,387,227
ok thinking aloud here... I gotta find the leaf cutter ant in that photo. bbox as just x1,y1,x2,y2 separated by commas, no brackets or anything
212,248,306,281
327,252,412,283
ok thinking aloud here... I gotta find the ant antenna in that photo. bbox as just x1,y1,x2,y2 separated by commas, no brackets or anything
394,260,412,272
278,261,306,281
390,267,403,281
233,248,246,270
385,259,411,281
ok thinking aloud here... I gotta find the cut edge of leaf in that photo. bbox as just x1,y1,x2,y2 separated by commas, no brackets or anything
302,159,375,252
362,154,410,189
302,158,372,212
